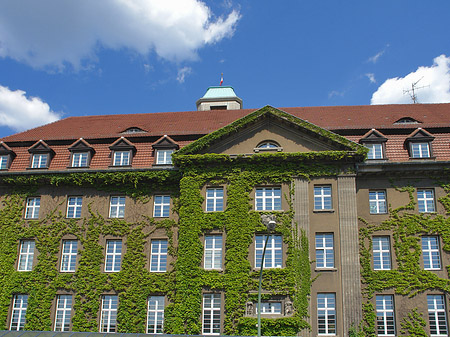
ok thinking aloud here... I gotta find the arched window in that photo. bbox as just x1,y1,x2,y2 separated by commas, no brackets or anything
254,141,282,153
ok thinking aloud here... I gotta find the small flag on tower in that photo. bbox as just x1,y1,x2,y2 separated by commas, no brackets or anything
220,73,223,86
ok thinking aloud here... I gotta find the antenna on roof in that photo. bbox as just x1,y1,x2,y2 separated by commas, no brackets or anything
220,73,223,86
403,76,429,103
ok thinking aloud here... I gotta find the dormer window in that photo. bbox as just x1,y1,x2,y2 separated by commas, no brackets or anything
254,141,283,153
32,154,48,168
28,140,54,169
360,129,387,160
394,117,420,124
68,139,95,168
113,151,131,166
366,143,383,159
0,142,15,170
72,152,89,167
109,137,136,167
0,155,9,169
156,149,174,165
405,128,434,159
411,142,430,158
121,127,146,134
152,135,179,166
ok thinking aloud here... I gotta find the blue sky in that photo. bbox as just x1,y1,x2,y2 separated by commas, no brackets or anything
1,0,450,138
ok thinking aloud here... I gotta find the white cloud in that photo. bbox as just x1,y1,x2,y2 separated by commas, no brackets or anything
176,67,193,83
0,0,240,70
328,90,345,98
0,85,60,132
367,45,389,64
365,73,376,83
371,55,450,104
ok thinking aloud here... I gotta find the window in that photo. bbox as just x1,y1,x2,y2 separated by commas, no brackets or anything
257,142,279,149
411,142,430,158
255,187,281,211
60,240,78,272
105,240,122,272
204,235,222,270
202,294,221,335
369,190,387,214
109,196,125,218
317,293,336,335
418,189,435,213
314,185,332,210
0,154,9,169
154,195,170,217
428,295,448,336
376,295,395,336
72,152,89,167
147,296,164,334
54,295,72,332
156,149,174,165
10,294,28,331
255,234,282,269
150,239,168,272
67,197,82,218
25,197,40,219
31,153,48,168
100,295,118,333
422,236,441,270
373,236,391,270
18,240,35,271
366,143,384,159
256,302,282,314
315,233,334,268
113,151,130,166
206,188,224,212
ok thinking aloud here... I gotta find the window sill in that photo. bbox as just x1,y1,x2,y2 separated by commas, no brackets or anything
369,212,388,215
409,156,436,160
27,167,49,170
313,209,335,213
315,268,337,272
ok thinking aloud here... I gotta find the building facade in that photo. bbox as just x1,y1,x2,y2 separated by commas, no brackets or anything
0,87,450,336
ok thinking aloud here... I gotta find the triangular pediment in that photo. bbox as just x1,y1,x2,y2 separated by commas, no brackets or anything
360,129,387,143
0,141,14,155
69,138,95,153
152,135,179,149
177,106,362,156
28,140,54,154
407,128,434,141
109,137,136,151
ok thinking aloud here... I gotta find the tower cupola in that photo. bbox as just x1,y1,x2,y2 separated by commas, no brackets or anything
196,86,243,111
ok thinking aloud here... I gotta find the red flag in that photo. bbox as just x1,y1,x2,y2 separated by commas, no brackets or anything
220,73,223,86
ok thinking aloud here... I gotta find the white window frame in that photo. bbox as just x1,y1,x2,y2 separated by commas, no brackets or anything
31,153,48,168
18,240,35,271
109,196,125,218
113,150,130,166
60,240,78,272
206,188,224,212
54,295,72,332
366,143,384,159
422,236,441,270
255,234,282,269
317,293,336,335
71,152,89,167
204,235,222,270
100,295,118,333
104,240,122,272
156,149,174,165
10,294,28,331
418,189,436,213
255,187,282,211
315,233,334,269
373,236,391,270
411,142,431,158
153,195,170,217
256,301,282,314
202,294,221,335
369,190,387,214
0,154,9,169
25,197,40,219
147,296,165,334
376,295,396,336
428,295,448,336
314,185,332,210
67,196,83,218
150,239,168,272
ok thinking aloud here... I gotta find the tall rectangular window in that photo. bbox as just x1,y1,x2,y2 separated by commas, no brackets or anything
366,143,384,159
0,154,9,169
113,151,130,166
18,240,35,271
100,295,118,333
109,196,125,218
314,185,332,210
418,189,436,213
317,293,336,335
315,233,334,268
31,153,48,168
373,236,391,270
25,197,40,219
411,142,430,158
255,187,281,211
202,294,221,335
204,235,222,270
150,239,168,272
422,236,441,270
206,188,224,212
255,234,282,269
60,240,78,272
154,195,170,217
376,295,396,336
428,295,448,336
156,150,174,165
67,196,83,218
369,190,387,214
54,295,72,332
72,152,88,167
10,294,28,331
105,240,122,272
147,296,164,334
